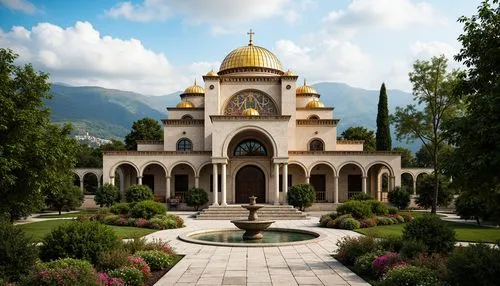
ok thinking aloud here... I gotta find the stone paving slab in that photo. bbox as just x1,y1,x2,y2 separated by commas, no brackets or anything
150,216,369,286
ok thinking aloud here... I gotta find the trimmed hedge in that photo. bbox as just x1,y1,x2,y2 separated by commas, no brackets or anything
125,184,153,203
130,200,167,219
337,200,373,219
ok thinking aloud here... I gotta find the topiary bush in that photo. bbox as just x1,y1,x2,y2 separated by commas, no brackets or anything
350,193,373,201
40,220,121,264
380,265,441,286
125,184,153,203
340,218,361,230
184,188,209,211
0,220,38,283
447,244,500,286
130,200,167,219
26,258,99,286
95,183,120,207
287,184,316,211
133,250,175,271
334,235,380,265
367,200,389,215
336,200,373,219
388,187,411,210
402,214,455,254
110,202,131,215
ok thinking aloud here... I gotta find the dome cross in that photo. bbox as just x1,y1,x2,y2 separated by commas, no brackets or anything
247,29,255,45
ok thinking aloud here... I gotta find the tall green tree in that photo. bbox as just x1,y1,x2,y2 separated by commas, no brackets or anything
341,126,376,151
376,83,392,150
446,0,500,220
0,49,78,221
392,147,416,167
125,117,163,150
391,55,461,214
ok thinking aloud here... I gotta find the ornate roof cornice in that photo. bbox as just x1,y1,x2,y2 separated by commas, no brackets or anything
337,140,364,144
166,107,204,111
103,151,211,156
210,115,291,122
162,119,204,126
136,140,163,145
288,151,402,156
296,119,339,126
220,75,282,83
296,107,334,111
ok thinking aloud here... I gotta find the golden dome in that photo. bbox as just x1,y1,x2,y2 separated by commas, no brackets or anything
206,70,218,76
296,79,319,95
219,31,283,74
306,98,325,109
242,107,260,116
183,79,204,94
283,69,295,76
176,100,194,108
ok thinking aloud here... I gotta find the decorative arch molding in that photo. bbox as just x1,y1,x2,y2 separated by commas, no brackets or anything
337,161,367,176
288,161,309,177
309,161,337,177
308,114,320,120
139,161,168,177
401,171,416,182
308,138,325,151
365,161,395,177
109,161,140,178
196,161,213,177
223,89,278,116
222,125,278,158
74,168,103,181
400,168,433,181
168,161,197,177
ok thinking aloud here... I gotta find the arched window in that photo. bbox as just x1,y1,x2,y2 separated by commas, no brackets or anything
309,139,324,151
181,115,193,120
234,140,267,156
176,138,192,151
308,115,320,120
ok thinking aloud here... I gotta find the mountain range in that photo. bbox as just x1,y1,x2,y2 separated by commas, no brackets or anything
46,82,419,151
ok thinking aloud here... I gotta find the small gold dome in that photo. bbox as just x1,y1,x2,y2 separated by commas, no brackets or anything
242,108,260,116
176,100,194,108
206,70,218,76
183,79,204,94
296,79,319,95
306,98,325,109
283,69,294,76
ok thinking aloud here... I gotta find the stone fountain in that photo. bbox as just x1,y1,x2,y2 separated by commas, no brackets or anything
230,196,275,240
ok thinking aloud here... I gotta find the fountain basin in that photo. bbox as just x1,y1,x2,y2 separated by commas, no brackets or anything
178,228,324,247
230,220,275,240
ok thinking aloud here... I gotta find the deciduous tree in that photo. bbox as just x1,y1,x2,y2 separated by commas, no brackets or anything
125,118,162,150
341,126,376,151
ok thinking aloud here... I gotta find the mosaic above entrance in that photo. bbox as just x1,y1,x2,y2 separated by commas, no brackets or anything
224,90,277,116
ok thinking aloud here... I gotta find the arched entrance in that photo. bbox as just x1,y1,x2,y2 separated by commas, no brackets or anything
235,165,265,203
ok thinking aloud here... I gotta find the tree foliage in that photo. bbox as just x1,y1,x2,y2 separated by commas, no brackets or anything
0,49,78,221
376,83,392,151
125,118,162,150
392,147,416,168
388,187,411,210
341,126,376,151
391,55,461,213
185,188,209,211
45,182,84,215
415,174,454,209
287,184,316,211
95,183,120,207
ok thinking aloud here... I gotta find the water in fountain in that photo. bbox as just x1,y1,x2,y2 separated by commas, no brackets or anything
230,196,275,240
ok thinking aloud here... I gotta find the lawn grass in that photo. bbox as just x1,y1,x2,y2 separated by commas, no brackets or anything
355,216,500,243
18,219,156,242
35,209,98,218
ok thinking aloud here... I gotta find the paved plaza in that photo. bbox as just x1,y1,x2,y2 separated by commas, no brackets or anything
148,214,369,286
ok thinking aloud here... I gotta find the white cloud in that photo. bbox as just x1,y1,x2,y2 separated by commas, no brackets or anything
410,41,458,61
0,21,213,95
323,0,442,32
0,0,37,14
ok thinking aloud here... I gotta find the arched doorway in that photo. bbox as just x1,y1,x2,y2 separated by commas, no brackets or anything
235,165,265,203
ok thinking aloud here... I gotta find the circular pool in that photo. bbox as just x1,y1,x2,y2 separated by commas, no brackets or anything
178,228,324,247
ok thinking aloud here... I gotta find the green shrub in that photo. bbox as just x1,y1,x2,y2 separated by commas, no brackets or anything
27,258,99,286
149,214,177,229
367,200,389,215
401,213,414,222
394,214,405,223
334,236,380,265
328,214,352,228
97,249,130,271
142,240,175,255
287,184,316,211
412,253,449,281
380,265,441,286
319,215,332,227
109,266,145,285
379,235,404,252
134,250,175,271
336,200,373,219
340,218,360,230
130,200,166,219
350,193,373,201
400,239,428,259
376,216,392,225
184,188,209,211
0,221,38,282
388,187,411,210
122,238,149,254
354,251,384,277
125,184,153,203
402,214,455,254
388,206,398,215
447,244,500,286
40,220,121,264
95,183,120,207
110,203,131,215
416,174,454,209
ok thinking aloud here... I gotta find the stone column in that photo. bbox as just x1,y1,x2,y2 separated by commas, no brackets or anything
221,163,227,206
80,179,84,192
390,176,396,192
282,163,288,203
166,176,171,199
212,163,219,206
274,163,280,205
306,176,310,184
362,176,367,194
110,176,115,186
334,176,339,203
138,176,143,185
195,176,199,188
97,178,101,190
413,178,417,195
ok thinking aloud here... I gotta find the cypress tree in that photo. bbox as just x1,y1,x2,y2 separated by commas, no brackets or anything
376,83,392,150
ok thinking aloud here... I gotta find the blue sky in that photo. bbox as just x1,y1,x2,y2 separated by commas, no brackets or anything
0,0,481,95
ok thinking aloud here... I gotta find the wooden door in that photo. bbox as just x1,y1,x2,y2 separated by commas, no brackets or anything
235,165,265,203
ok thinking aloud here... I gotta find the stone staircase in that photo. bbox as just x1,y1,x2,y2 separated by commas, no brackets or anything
196,204,308,220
